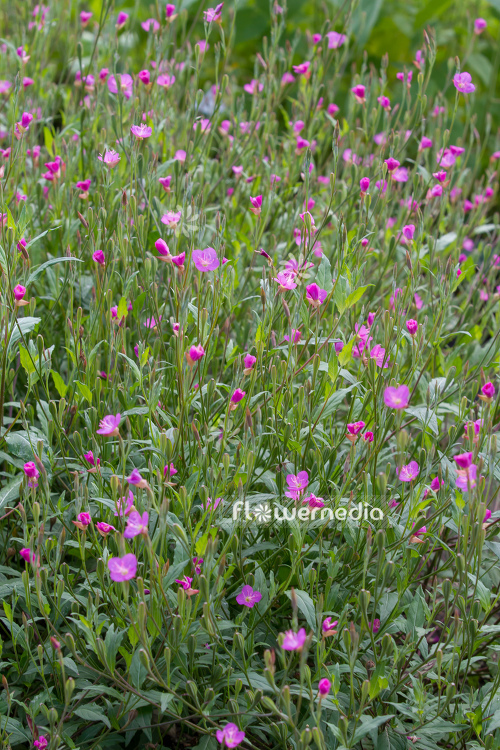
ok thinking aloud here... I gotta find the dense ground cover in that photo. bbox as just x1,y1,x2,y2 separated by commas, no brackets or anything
2,1,500,749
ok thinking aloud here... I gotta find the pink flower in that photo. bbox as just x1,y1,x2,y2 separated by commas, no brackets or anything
402,224,415,241
192,247,219,272
157,74,176,88
166,4,177,19
385,157,400,172
281,72,295,85
96,522,116,536
34,736,49,749
230,389,246,405
236,585,262,607
455,463,478,490
285,470,309,499
284,329,302,343
377,95,391,110
159,176,172,192
204,3,224,22
347,421,365,435
384,385,409,409
80,11,92,26
131,124,152,140
303,493,325,508
176,575,195,590
107,73,133,99
318,678,331,696
415,293,423,310
13,284,26,301
396,461,419,482
453,72,475,94
203,497,222,512
322,617,338,635
116,11,129,29
454,452,473,469
406,319,418,335
351,84,365,103
161,210,182,227
114,491,135,517
124,511,149,538
481,382,495,399
474,18,487,34
108,553,137,582
363,431,374,442
141,18,160,32
249,195,262,216
369,619,381,633
244,79,264,95
243,354,256,374
96,413,121,436
275,271,297,290
187,345,205,362
326,31,346,48
138,70,151,85
74,511,92,529
24,461,39,481
83,451,99,467
174,149,186,162
155,238,170,257
430,477,444,492
419,136,433,150
305,283,327,307
20,547,35,563
360,177,370,193
281,628,307,650
98,149,121,167
293,61,311,75
216,724,245,748
93,250,105,266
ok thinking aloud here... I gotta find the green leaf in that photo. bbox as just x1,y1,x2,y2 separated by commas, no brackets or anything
75,381,93,404
333,275,350,314
352,715,395,743
285,589,316,630
51,370,68,398
129,647,148,688
8,317,41,352
338,337,356,367
74,707,111,729
316,253,333,292
117,296,129,319
415,0,454,26
25,256,83,286
19,345,36,375
344,284,372,310
44,126,54,157
6,207,16,232
104,624,124,672
0,477,22,510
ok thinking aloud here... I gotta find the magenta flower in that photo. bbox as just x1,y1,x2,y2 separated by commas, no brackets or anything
124,511,149,538
385,157,400,172
249,195,262,216
83,450,99,467
244,79,264,95
159,176,172,192
93,250,105,266
318,678,331,696
127,468,144,486
13,284,26,301
77,512,91,527
284,329,302,343
322,616,338,635
396,461,420,482
243,354,256,373
347,421,365,435
216,723,245,748
475,18,487,34
20,547,35,563
281,628,307,650
24,462,39,487
306,283,327,308
274,271,297,290
141,18,160,32
456,463,478,490
188,345,205,362
285,470,309,499
131,124,152,140
114,491,135,517
164,463,178,479
116,11,129,29
98,149,121,168
363,431,374,442
369,618,381,634
166,4,177,19
351,84,366,103
326,31,346,49
453,72,475,94
481,382,495,399
80,11,92,26
204,3,223,23
202,497,222,511
230,388,246,405
34,736,48,750
454,452,473,469
108,553,137,582
402,224,415,241
176,575,194,590
161,210,182,227
293,61,311,75
138,70,150,85
157,74,176,88
155,238,170,257
406,319,418,335
192,247,220,272
96,522,116,536
96,413,121,436
303,493,325,508
236,585,262,608
377,95,391,110
384,385,410,409
360,177,370,193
